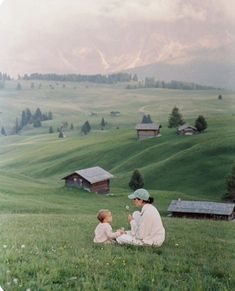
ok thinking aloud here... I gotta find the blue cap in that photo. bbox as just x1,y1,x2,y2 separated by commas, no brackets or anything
128,188,150,201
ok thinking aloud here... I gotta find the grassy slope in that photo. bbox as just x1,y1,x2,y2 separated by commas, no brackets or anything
0,81,235,290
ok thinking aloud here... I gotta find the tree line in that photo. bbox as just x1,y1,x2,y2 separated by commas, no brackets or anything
0,72,11,89
126,78,220,90
21,73,136,84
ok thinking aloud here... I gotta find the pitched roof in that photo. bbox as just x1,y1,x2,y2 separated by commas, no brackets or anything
136,123,160,130
168,200,235,216
178,123,197,131
63,166,113,184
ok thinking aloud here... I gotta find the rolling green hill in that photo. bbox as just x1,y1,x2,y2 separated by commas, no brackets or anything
0,81,235,290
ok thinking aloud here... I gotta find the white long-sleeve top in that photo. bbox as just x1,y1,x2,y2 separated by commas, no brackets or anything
93,222,119,244
133,204,165,246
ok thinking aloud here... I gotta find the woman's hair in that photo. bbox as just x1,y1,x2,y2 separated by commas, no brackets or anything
135,197,154,204
97,209,111,222
144,197,154,204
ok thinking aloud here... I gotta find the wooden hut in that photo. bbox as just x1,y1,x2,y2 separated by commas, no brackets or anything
136,123,161,140
177,124,198,135
62,166,113,194
168,200,235,221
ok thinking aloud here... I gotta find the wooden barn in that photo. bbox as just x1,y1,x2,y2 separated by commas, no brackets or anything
62,166,113,194
168,200,235,221
136,123,161,140
177,124,198,135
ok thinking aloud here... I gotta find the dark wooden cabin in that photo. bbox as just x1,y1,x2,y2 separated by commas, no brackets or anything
168,200,235,221
136,123,161,140
177,124,198,135
62,166,113,194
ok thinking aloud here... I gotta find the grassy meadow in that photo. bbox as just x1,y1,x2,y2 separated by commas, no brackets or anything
0,80,235,290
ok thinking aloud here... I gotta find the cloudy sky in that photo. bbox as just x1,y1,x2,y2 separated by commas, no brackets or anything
0,0,234,78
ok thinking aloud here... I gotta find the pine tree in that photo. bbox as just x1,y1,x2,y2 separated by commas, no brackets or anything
70,123,74,130
16,83,22,90
224,165,235,201
21,110,27,128
34,108,42,121
58,130,64,138
81,121,91,135
142,115,148,123
1,126,6,136
146,114,153,123
14,118,21,133
128,169,144,191
26,108,32,124
133,74,138,82
168,106,184,128
195,115,207,132
49,126,54,133
101,117,106,129
48,111,53,120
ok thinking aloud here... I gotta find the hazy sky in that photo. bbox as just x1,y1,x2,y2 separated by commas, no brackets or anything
0,0,234,77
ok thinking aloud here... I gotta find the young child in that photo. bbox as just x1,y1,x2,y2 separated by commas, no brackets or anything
93,209,124,244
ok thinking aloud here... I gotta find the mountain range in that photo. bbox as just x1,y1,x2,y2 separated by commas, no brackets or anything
0,0,234,89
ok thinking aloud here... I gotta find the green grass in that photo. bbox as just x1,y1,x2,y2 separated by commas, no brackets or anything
0,214,234,290
0,81,235,290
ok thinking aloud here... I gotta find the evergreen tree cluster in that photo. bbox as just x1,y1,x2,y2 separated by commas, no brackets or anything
168,107,207,132
141,114,153,123
22,73,137,84
13,108,53,133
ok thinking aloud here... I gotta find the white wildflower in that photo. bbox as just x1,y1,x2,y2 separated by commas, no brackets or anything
125,205,129,210
21,244,25,248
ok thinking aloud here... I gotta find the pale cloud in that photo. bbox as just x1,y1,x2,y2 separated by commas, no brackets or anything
57,0,207,22
0,0,234,77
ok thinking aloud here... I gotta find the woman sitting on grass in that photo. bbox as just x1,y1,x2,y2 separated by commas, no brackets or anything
117,188,165,246
93,209,124,244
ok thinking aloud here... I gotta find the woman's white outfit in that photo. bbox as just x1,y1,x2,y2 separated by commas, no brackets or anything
117,204,165,246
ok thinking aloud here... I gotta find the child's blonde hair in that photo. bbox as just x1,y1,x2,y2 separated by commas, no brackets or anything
97,209,111,222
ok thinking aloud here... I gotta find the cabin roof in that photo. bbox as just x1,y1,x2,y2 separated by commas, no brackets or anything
168,200,235,216
136,123,160,130
178,123,197,131
63,166,113,184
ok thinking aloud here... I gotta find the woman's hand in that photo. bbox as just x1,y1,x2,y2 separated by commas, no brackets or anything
116,228,125,236
128,214,133,223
